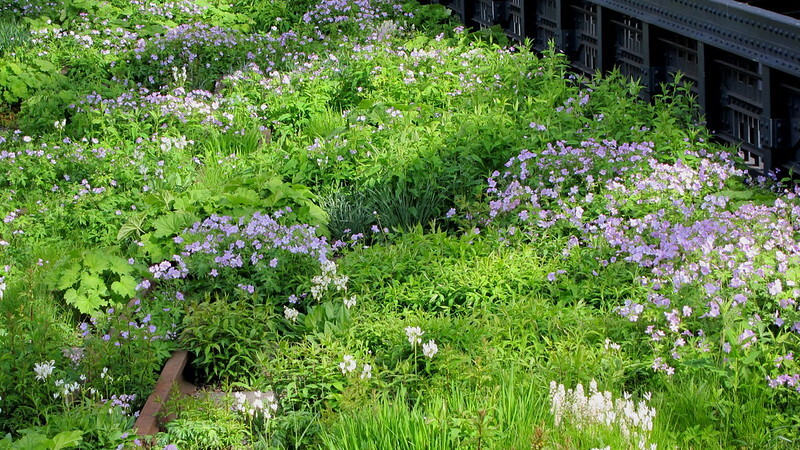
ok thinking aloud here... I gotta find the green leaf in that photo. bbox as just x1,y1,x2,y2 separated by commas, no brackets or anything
152,212,199,238
741,350,761,366
32,59,56,72
76,293,105,315
224,188,261,207
11,433,48,449
63,288,78,306
83,251,110,273
110,275,137,298
50,430,83,450
80,272,103,291
117,214,147,240
143,191,175,209
107,255,133,275
7,63,22,75
57,264,81,290
7,76,27,98
140,233,169,262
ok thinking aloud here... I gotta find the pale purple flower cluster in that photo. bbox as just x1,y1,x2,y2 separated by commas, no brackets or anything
179,209,331,267
148,255,188,280
302,0,396,31
487,137,800,390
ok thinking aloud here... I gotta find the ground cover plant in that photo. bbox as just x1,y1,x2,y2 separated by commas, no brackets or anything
1,0,799,448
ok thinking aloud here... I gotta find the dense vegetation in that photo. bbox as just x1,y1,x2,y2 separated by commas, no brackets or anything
1,0,798,448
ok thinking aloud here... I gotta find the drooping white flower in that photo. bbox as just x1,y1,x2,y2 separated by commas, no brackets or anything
284,306,299,322
360,363,372,379
422,340,438,359
343,295,356,309
404,326,424,346
549,379,657,448
34,360,55,381
339,355,357,374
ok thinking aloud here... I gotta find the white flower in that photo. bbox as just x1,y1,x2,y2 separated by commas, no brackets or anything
252,398,264,411
284,306,299,322
343,295,356,309
549,379,657,448
404,326,424,347
34,360,55,381
235,391,276,418
422,340,438,359
360,363,372,379
266,392,278,411
339,355,357,374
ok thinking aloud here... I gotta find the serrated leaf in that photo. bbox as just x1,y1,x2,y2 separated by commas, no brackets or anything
142,191,174,208
63,288,78,305
32,59,56,72
50,430,83,450
224,188,261,207
80,272,103,293
140,233,169,261
57,264,81,290
152,212,198,238
111,275,137,298
83,252,109,273
7,63,22,75
107,255,132,275
11,433,48,449
76,293,105,315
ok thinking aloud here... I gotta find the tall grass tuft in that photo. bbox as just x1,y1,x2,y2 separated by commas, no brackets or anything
0,19,30,54
320,369,551,449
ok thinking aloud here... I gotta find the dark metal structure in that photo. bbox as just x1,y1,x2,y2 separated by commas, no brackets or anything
428,0,800,173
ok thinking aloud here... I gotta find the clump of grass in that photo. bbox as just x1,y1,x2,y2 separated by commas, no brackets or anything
320,370,550,450
320,188,375,241
0,19,30,54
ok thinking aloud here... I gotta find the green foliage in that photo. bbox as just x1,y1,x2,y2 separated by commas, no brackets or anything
321,370,549,450
0,19,30,54
180,298,278,384
340,231,549,311
366,174,446,232
258,335,347,413
0,430,82,450
298,301,353,337
319,189,375,241
48,250,139,315
0,59,66,106
119,175,327,263
1,0,798,447
12,402,135,450
156,394,249,450
0,273,78,432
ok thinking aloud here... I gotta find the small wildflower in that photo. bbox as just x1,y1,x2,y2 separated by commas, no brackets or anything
339,355,357,374
361,363,372,379
284,306,299,322
404,326,424,346
34,360,55,381
422,340,438,359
